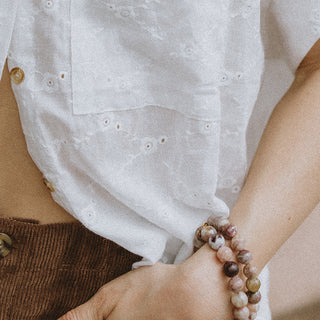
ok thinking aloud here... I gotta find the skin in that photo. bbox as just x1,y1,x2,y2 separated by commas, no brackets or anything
1,38,319,319
0,60,77,224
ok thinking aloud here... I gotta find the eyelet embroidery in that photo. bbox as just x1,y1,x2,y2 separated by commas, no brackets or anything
232,185,241,193
79,205,97,227
140,137,158,154
219,177,237,189
42,72,59,93
42,0,59,12
158,136,168,144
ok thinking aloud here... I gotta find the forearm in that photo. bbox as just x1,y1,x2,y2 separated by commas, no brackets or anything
230,68,320,274
198,68,320,275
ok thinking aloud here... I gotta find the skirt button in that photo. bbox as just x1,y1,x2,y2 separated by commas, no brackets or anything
0,233,13,258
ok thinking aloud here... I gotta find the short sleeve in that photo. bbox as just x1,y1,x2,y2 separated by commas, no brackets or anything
270,0,320,73
0,0,18,80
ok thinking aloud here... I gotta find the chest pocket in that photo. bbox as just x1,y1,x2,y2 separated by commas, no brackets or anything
70,0,226,120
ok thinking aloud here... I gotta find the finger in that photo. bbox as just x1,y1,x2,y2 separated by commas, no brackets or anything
57,299,99,320
57,286,117,320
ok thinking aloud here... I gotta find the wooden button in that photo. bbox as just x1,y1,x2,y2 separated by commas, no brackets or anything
43,177,55,192
9,67,25,84
0,233,13,258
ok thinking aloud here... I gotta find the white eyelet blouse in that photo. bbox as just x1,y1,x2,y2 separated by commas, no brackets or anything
1,1,319,319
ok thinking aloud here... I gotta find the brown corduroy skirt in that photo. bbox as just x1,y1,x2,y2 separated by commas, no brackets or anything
0,216,142,320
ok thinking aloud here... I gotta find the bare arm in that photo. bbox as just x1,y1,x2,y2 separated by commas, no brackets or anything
198,39,320,274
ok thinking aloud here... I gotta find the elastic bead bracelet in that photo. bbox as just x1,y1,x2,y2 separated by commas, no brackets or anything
193,217,261,320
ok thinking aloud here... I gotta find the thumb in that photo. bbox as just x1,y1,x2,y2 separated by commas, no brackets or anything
57,285,118,320
57,300,99,320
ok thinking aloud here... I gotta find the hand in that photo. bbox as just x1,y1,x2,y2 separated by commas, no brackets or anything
58,245,235,320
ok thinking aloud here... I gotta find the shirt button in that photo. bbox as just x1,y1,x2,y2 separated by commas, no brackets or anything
0,233,13,258
9,67,25,84
43,177,55,192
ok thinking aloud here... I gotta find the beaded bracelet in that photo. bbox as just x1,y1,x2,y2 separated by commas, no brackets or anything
193,216,261,320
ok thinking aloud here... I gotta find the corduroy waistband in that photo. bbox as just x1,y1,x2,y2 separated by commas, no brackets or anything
0,216,142,320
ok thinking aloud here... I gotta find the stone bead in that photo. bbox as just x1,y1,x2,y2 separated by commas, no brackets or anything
231,238,246,251
200,225,217,242
233,306,250,320
249,312,257,320
228,276,244,293
223,224,238,239
243,264,258,278
217,246,233,263
230,291,248,308
247,303,260,313
223,261,239,277
193,234,205,249
208,234,225,250
195,224,207,241
246,277,261,293
247,291,262,304
237,250,252,264
207,216,229,232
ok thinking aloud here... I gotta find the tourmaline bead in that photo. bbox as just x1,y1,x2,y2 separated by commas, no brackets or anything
246,277,261,292
247,291,262,304
230,291,248,308
223,224,238,239
208,234,225,250
207,216,230,232
249,312,257,320
217,246,233,263
228,276,244,293
233,306,250,320
237,250,252,264
231,238,246,251
223,261,239,277
243,264,258,278
200,225,217,242
247,303,260,313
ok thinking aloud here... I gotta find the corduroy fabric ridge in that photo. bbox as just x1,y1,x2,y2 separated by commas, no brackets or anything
0,216,142,320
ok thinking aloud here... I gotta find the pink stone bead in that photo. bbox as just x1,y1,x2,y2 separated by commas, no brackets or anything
223,224,238,239
247,303,260,313
231,238,246,251
247,291,261,304
237,250,253,264
243,264,258,278
233,306,250,320
208,234,225,250
200,225,217,242
207,216,230,232
217,246,233,263
230,291,248,308
193,234,205,249
228,276,244,293
249,312,257,320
